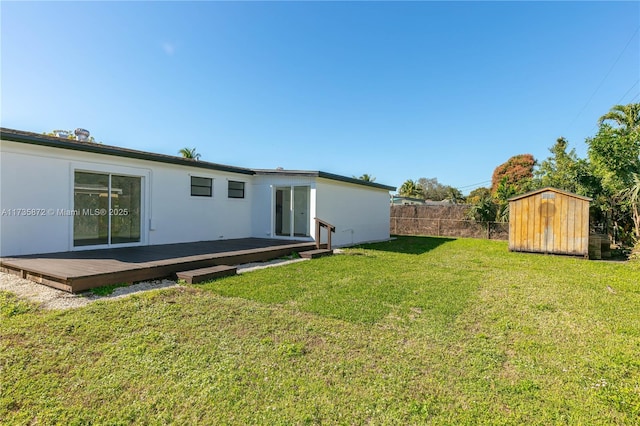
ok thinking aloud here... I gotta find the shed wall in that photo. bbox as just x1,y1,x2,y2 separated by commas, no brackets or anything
509,190,589,256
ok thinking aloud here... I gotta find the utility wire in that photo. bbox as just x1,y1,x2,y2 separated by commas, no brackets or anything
570,26,640,127
616,79,639,104
458,180,492,190
588,80,640,133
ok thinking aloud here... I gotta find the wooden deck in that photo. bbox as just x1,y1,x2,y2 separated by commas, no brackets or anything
0,238,316,293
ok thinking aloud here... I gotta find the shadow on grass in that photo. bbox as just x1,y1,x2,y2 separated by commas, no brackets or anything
356,235,456,255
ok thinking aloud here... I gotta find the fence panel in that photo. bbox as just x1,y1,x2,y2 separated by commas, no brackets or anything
390,205,508,240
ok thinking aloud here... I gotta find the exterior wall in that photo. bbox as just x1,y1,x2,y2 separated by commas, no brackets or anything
315,178,391,247
0,140,252,256
250,175,316,240
1,142,73,256
1,137,392,256
148,166,252,245
251,176,392,247
508,189,590,256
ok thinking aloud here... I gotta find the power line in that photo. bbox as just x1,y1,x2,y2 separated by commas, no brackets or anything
616,79,639,104
458,180,492,190
570,26,640,127
588,81,640,133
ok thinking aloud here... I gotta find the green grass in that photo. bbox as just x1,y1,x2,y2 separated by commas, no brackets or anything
1,236,639,424
88,282,130,296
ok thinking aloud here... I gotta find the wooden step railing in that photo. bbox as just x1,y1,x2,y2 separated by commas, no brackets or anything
314,218,336,251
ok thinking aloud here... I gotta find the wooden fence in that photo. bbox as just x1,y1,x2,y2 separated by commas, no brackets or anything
390,205,509,240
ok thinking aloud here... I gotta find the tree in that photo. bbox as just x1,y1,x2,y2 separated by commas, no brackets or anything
399,179,423,198
491,154,536,195
466,193,498,223
179,147,201,160
598,103,640,135
489,154,536,223
417,177,448,201
587,104,640,244
493,178,519,222
355,174,376,182
444,187,465,204
588,125,639,192
535,137,591,195
466,187,491,205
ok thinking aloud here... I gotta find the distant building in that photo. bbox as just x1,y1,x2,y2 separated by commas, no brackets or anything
391,196,426,205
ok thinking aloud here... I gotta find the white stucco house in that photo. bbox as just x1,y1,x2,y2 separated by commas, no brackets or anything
0,128,395,257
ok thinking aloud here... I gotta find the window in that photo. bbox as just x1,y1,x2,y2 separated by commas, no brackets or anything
191,176,212,197
228,180,245,199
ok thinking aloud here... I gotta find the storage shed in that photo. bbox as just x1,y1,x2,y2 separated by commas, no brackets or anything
508,188,591,257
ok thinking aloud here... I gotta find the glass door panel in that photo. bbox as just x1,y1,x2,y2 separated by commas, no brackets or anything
110,175,141,244
293,186,310,237
274,186,310,237
74,172,109,246
275,187,291,237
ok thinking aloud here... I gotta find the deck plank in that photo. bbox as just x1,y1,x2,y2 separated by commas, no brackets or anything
1,238,315,293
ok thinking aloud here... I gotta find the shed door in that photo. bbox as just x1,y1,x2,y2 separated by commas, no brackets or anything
540,193,555,252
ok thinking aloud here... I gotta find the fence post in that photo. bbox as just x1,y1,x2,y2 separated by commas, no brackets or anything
487,222,491,240
437,219,441,236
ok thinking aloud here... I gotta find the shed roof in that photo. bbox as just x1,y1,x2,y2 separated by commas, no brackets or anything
508,187,592,203
1,127,396,191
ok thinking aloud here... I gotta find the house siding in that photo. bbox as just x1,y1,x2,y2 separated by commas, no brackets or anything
315,178,391,247
1,131,393,256
0,140,253,256
1,143,72,256
250,175,317,240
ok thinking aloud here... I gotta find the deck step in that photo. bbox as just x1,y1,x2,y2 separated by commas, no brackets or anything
299,249,333,259
176,265,237,284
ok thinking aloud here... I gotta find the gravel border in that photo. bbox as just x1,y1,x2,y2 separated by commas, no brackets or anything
0,257,309,310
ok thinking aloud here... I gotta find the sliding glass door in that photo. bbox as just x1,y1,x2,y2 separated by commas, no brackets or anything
73,171,141,247
110,175,142,244
275,186,310,237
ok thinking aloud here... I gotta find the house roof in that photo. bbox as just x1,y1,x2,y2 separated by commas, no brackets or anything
0,127,255,175
0,127,396,191
253,169,396,191
508,187,592,203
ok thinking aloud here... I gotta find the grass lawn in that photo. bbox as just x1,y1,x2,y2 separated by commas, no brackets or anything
1,236,639,424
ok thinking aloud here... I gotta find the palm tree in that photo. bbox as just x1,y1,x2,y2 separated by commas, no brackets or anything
620,172,640,239
598,103,640,134
399,179,423,198
466,195,498,223
357,174,376,182
178,147,201,161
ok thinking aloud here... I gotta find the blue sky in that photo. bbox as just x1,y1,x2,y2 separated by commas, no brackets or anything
2,1,639,194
